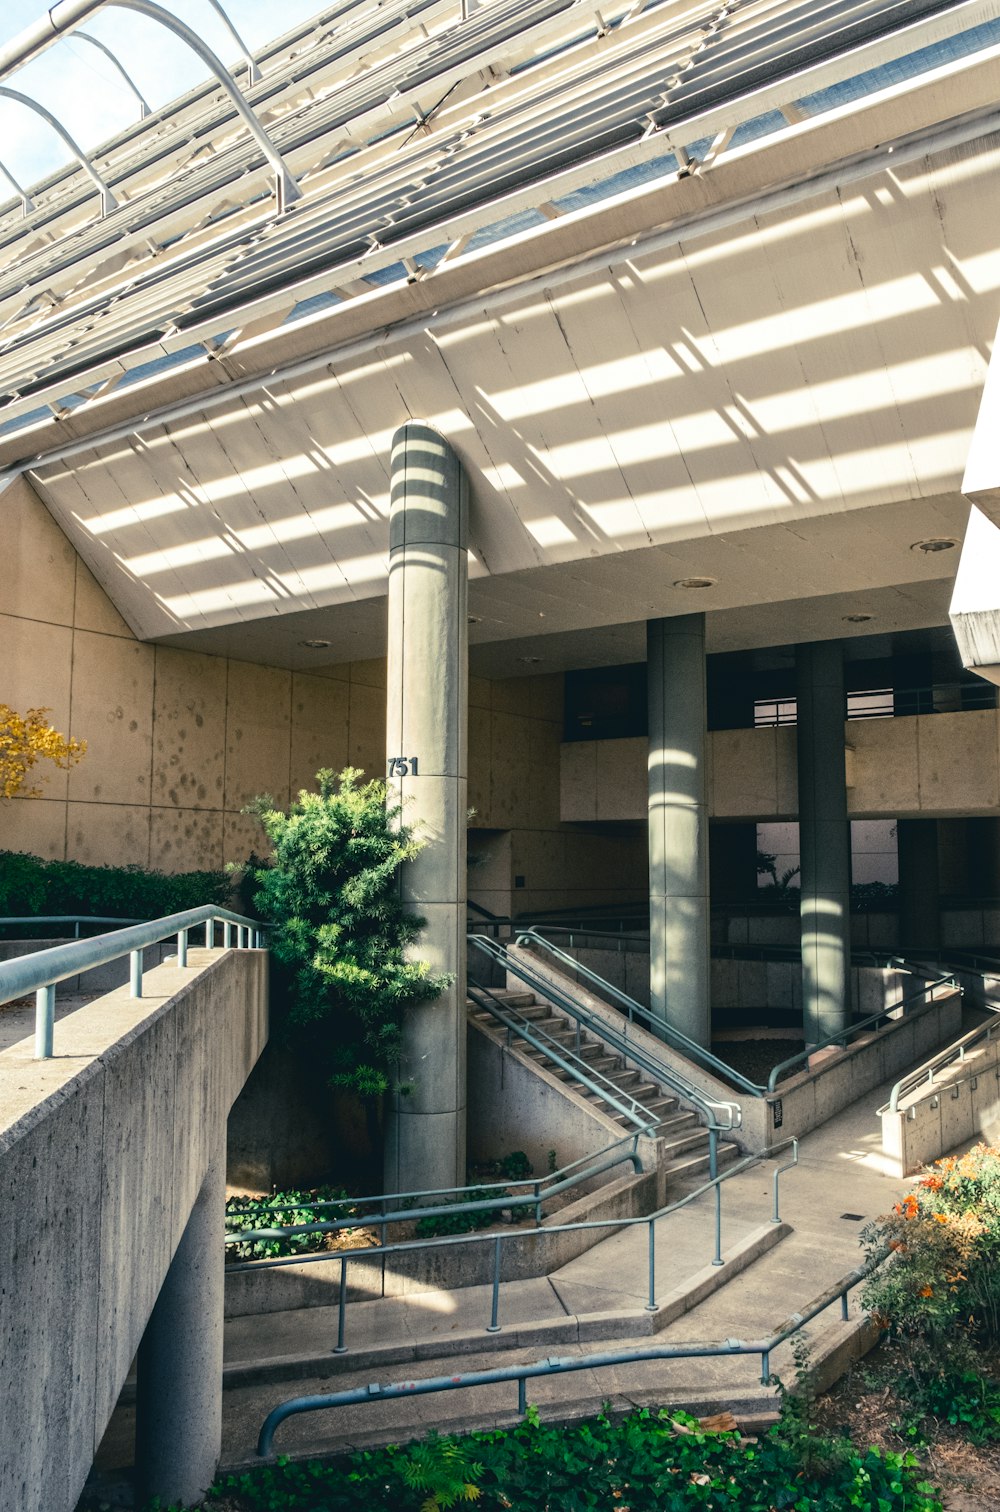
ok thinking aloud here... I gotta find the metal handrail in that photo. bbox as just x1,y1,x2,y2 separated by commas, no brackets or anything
0,913,144,935
766,973,957,1093
0,904,264,1058
231,1138,801,1353
468,981,659,1133
881,996,1000,1114
260,1193,881,1460
469,935,741,1135
517,928,766,1098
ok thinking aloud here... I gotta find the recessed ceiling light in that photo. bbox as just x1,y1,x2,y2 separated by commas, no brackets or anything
517,655,543,664
910,537,958,553
842,613,875,624
299,638,331,649
673,576,717,590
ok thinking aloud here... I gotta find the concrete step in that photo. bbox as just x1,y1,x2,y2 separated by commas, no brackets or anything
661,1140,740,1183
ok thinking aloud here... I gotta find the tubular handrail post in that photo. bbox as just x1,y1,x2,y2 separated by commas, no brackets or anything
486,1235,502,1332
223,920,232,949
178,928,188,967
646,1217,656,1311
334,1257,348,1353
771,1137,799,1223
129,947,143,999
713,1180,723,1267
205,919,213,949
34,983,54,1059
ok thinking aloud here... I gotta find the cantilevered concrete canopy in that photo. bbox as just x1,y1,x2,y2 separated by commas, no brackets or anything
0,0,998,666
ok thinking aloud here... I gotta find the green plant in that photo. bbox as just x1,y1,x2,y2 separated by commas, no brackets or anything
414,1189,501,1238
862,1145,1000,1345
248,768,450,1099
225,1187,357,1261
0,850,230,923
400,1434,482,1510
547,1148,557,1174
499,1150,532,1181
205,1400,943,1512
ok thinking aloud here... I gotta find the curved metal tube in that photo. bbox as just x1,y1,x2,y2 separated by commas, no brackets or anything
0,84,116,213
110,0,297,208
75,30,151,118
202,0,258,86
0,157,33,214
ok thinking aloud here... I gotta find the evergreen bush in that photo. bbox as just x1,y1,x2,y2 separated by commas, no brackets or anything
247,767,449,1099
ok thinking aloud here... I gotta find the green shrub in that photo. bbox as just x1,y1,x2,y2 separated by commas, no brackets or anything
414,1189,504,1238
0,849,230,923
205,1402,942,1512
247,768,449,1099
225,1187,358,1262
862,1144,1000,1345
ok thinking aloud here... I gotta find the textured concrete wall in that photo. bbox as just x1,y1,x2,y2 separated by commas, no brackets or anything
0,477,385,872
0,948,267,1512
0,477,642,917
563,712,1000,823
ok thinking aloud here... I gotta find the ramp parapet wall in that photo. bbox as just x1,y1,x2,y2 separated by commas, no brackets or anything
0,948,267,1512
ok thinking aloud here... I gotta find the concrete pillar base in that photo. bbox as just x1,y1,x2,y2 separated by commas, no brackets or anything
135,1147,225,1508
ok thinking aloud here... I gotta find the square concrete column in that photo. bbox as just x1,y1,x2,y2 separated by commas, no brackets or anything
897,819,940,949
384,421,468,1195
135,1146,225,1508
647,614,711,1048
796,641,852,1043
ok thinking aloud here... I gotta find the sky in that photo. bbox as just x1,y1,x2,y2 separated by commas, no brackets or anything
0,0,323,189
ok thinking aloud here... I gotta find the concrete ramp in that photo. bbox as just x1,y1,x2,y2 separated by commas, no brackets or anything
0,947,267,1512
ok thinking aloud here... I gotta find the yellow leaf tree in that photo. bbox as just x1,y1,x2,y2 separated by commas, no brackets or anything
0,705,86,799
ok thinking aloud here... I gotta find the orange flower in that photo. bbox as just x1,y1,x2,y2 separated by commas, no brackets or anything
933,1212,949,1225
919,1286,934,1298
920,1175,943,1192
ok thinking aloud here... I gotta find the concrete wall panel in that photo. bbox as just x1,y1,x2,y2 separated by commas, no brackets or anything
66,801,151,868
152,648,228,810
290,673,350,794
67,633,155,806
224,661,292,812
0,475,77,626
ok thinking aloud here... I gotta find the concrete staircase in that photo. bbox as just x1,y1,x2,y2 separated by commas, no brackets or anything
468,987,739,1184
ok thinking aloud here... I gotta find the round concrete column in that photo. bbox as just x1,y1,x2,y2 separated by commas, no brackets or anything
796,641,852,1044
135,1147,225,1508
647,614,711,1048
384,421,468,1195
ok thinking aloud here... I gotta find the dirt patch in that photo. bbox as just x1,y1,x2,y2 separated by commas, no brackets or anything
815,1343,1000,1511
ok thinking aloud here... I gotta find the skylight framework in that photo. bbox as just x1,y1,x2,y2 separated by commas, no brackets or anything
0,0,998,446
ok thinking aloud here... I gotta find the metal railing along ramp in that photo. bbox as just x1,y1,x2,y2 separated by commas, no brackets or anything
0,905,264,1058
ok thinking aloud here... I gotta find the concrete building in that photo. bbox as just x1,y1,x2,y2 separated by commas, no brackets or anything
4,0,1000,1185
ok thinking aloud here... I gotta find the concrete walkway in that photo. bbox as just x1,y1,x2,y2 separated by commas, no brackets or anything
90,1067,966,1486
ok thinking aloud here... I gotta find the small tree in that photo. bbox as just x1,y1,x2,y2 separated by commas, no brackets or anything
248,768,448,1098
0,704,85,799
